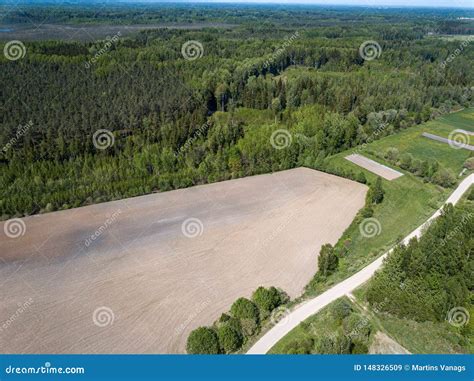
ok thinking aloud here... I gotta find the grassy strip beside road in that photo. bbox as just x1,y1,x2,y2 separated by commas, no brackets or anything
270,197,473,354
305,109,472,297
304,170,446,296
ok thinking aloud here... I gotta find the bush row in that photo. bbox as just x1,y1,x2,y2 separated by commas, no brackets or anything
370,148,458,188
186,286,289,354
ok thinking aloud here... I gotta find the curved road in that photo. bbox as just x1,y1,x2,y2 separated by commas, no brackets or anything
247,174,474,354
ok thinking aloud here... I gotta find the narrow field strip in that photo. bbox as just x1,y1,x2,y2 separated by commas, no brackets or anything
422,132,474,151
344,154,404,181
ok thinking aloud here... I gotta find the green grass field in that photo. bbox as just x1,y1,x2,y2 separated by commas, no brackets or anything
303,170,446,296
357,109,473,174
302,110,473,297
269,109,473,353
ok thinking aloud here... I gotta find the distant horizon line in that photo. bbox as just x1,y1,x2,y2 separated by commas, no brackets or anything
5,0,474,8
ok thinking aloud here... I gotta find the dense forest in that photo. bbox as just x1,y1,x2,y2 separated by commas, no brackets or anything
1,4,473,218
366,202,473,336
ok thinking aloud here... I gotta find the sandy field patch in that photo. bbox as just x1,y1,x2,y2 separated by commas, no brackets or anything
0,168,367,354
369,332,410,354
345,154,404,181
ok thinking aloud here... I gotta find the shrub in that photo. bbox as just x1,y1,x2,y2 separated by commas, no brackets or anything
343,313,371,342
368,177,384,204
240,318,259,337
463,157,474,170
356,171,367,184
428,160,439,177
411,159,423,175
351,341,369,354
384,147,399,163
419,160,430,177
318,243,339,277
331,298,352,322
283,338,314,354
218,325,243,353
252,286,282,316
468,188,474,201
218,313,230,323
432,168,456,188
399,153,413,170
186,327,220,354
317,333,351,354
216,313,242,333
361,206,374,218
231,298,260,324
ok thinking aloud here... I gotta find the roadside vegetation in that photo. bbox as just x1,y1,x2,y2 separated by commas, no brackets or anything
301,109,472,295
269,297,374,354
271,201,473,354
186,286,289,354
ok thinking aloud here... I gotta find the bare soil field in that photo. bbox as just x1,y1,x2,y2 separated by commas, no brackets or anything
0,168,367,354
345,154,404,180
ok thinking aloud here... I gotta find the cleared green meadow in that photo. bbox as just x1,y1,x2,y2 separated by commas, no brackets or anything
357,109,473,174
301,109,473,297
270,109,473,353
